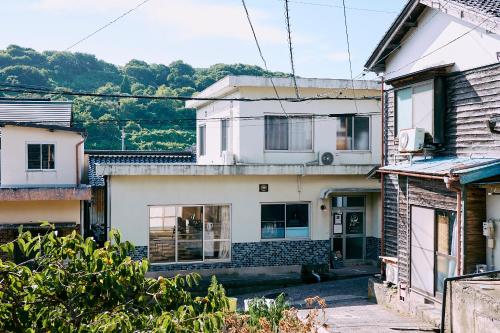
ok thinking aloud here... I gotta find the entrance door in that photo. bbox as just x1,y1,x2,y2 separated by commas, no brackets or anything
411,206,435,296
331,196,365,261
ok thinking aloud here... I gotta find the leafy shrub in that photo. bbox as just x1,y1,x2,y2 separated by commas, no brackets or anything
0,224,228,332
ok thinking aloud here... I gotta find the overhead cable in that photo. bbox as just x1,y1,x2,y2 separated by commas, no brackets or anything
284,0,300,99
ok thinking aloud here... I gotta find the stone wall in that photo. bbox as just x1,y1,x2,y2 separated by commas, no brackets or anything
131,240,330,272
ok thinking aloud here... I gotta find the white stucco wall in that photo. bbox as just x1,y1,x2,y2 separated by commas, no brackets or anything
385,7,500,80
0,125,84,187
0,200,81,224
108,174,380,247
196,86,381,165
486,192,500,270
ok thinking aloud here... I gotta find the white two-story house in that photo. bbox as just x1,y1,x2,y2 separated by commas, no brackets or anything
96,76,383,274
0,100,90,257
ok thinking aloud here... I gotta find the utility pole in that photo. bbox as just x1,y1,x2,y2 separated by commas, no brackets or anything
121,128,126,151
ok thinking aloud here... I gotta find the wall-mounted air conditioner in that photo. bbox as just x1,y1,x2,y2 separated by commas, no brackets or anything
398,128,425,153
319,151,334,165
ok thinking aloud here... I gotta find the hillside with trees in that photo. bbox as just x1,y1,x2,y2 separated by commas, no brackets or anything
0,45,286,150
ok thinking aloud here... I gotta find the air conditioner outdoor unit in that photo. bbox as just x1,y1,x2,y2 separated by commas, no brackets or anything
319,151,334,165
221,151,234,165
398,128,425,153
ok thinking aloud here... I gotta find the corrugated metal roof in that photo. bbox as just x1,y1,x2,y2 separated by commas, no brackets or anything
0,101,72,127
379,156,499,176
87,151,196,187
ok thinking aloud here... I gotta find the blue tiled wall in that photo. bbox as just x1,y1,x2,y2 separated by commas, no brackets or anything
132,240,330,272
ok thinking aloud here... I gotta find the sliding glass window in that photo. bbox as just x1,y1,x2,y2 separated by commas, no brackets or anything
149,204,231,264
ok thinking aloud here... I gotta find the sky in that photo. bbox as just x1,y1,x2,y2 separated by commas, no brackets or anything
0,0,406,79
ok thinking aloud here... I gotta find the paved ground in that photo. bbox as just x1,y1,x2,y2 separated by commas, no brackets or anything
234,277,438,333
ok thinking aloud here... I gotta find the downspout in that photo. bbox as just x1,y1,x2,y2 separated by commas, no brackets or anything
75,139,84,186
380,76,385,274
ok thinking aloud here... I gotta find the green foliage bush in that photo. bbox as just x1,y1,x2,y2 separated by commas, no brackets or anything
0,224,229,332
0,45,289,151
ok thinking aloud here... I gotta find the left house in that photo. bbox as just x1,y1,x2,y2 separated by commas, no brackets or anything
0,100,90,257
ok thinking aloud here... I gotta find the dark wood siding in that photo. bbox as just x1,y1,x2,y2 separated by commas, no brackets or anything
384,63,500,160
383,174,399,258
88,187,106,244
463,187,487,274
397,176,409,284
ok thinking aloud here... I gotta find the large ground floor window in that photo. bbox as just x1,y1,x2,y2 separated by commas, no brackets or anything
148,204,231,264
261,202,310,239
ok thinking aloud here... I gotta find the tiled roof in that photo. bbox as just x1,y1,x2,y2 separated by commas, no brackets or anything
451,0,500,17
87,151,196,186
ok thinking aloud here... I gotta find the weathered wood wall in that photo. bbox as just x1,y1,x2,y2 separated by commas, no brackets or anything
88,187,106,244
464,187,487,274
383,174,398,258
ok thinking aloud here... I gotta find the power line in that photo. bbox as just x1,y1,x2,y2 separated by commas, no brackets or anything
66,0,152,51
241,0,288,117
340,0,359,113
0,83,380,102
285,0,398,14
284,0,300,99
384,17,490,76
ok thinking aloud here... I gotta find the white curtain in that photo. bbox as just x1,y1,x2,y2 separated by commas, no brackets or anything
289,116,312,150
219,205,231,258
265,116,288,150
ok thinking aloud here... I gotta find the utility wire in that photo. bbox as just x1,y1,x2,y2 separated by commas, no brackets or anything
66,0,152,50
341,0,359,113
0,83,380,102
285,0,398,14
241,0,288,117
284,0,300,99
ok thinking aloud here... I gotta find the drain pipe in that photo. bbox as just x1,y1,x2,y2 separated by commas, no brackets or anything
380,76,385,276
75,139,84,186
440,269,500,333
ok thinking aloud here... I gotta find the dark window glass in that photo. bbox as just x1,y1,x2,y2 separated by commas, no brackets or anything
27,144,55,170
261,204,285,239
347,196,365,207
354,117,370,150
346,212,364,234
286,204,309,238
345,237,364,259
261,204,285,221
199,126,206,156
221,119,229,152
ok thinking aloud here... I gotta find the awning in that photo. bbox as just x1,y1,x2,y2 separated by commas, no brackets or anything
320,187,381,199
378,156,500,184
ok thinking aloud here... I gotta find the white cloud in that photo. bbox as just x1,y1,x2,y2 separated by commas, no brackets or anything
32,0,296,44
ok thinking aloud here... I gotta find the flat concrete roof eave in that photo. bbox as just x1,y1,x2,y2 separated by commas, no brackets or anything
95,163,379,177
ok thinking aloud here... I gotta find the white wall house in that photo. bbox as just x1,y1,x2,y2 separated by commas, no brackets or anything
97,76,383,274
0,101,90,253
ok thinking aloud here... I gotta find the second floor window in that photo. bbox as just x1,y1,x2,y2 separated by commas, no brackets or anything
336,116,370,151
199,125,206,156
265,115,312,151
396,81,433,136
221,119,229,152
27,144,55,170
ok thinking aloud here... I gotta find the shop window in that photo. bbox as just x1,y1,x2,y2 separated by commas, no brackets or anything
261,203,309,239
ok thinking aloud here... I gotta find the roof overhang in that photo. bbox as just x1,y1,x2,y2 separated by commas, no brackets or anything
96,163,379,177
365,0,500,73
0,122,86,135
385,63,454,86
378,157,500,185
320,187,381,199
0,186,91,201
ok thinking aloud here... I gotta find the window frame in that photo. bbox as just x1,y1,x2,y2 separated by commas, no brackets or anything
263,114,314,152
260,202,311,241
147,203,232,265
394,79,435,138
335,116,371,152
198,124,206,156
26,142,56,171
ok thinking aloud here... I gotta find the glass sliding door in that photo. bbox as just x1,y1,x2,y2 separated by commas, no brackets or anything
148,204,231,264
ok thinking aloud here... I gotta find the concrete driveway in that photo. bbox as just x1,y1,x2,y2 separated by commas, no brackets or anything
235,276,437,333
